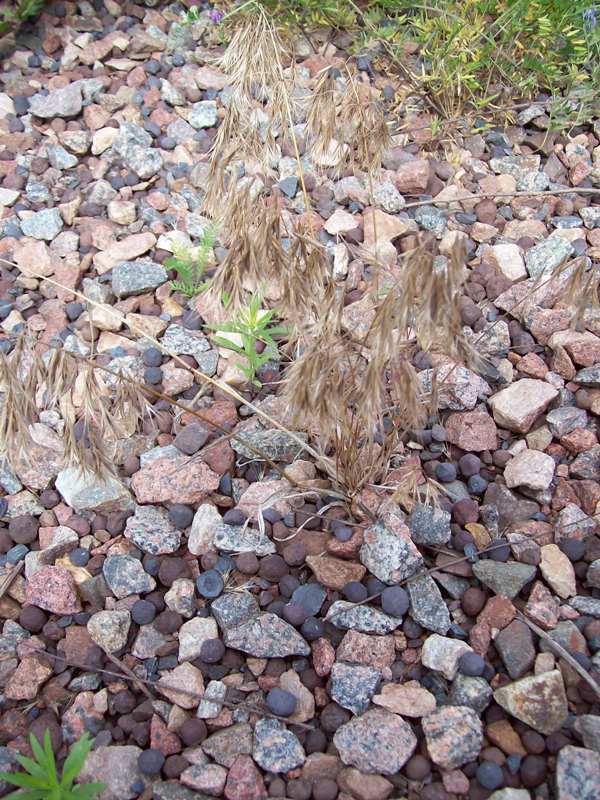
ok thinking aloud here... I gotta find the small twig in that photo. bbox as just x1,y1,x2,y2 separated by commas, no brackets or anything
103,651,155,703
0,561,23,601
518,612,600,700
25,648,316,731
403,186,600,209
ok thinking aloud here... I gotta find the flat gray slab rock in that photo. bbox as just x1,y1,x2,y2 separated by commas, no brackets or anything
252,719,305,773
224,612,310,657
112,260,168,298
407,574,451,634
472,561,536,599
55,467,132,514
325,601,403,635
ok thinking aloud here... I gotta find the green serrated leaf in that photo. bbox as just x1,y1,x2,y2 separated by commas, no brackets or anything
43,730,57,785
0,772,46,789
4,790,46,800
28,734,49,776
12,754,48,783
61,734,93,789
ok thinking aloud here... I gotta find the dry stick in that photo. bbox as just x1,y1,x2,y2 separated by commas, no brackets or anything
403,186,600,209
103,651,154,703
517,612,600,700
0,561,23,602
25,648,315,731
0,257,325,474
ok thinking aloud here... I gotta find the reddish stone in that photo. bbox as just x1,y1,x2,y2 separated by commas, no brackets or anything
477,596,516,630
395,159,430,194
469,622,491,656
224,755,267,800
25,566,82,615
305,555,366,591
150,714,182,756
524,581,559,630
200,439,235,475
5,656,53,701
573,480,600,516
561,428,598,454
131,455,220,505
326,528,363,559
551,479,580,512
517,352,548,378
445,410,498,452
336,630,395,670
311,638,335,677
58,626,94,665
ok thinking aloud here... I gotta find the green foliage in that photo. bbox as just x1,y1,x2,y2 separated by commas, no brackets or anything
254,0,600,115
0,0,46,36
167,225,218,298
208,294,287,386
0,731,104,800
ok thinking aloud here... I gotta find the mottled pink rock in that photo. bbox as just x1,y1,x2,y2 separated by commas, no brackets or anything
131,454,220,504
442,769,470,795
395,159,430,193
445,410,498,451
334,708,417,775
363,208,413,247
312,637,335,677
539,544,576,599
150,714,181,756
4,655,53,700
26,565,81,614
336,630,395,670
504,449,555,491
224,755,267,800
422,706,483,769
524,581,560,630
337,767,394,800
556,745,600,800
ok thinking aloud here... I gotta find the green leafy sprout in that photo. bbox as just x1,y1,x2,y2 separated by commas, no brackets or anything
209,294,287,386
0,0,46,36
0,731,105,800
166,224,218,298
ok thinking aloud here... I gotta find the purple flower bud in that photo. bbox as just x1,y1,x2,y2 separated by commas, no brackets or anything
210,9,225,23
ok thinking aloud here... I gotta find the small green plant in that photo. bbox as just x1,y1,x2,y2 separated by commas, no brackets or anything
209,294,287,386
0,0,46,36
0,731,104,799
166,225,218,298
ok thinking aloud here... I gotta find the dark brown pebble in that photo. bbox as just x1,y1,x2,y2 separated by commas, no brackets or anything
8,515,39,544
320,703,351,733
158,557,190,587
154,610,182,634
19,605,47,633
259,554,289,581
522,731,545,754
163,754,188,778
235,552,259,574
520,755,547,788
179,718,207,746
312,779,338,800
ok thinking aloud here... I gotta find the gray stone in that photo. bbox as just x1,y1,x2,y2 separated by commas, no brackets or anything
488,791,532,800
20,208,63,241
78,745,148,800
213,522,276,556
29,83,83,118
539,620,586,655
132,625,169,660
472,561,536,598
333,708,417,775
570,596,600,618
408,504,451,545
516,171,549,192
330,662,381,714
128,145,163,179
421,634,473,680
112,260,168,298
495,620,536,679
407,574,451,634
189,101,218,129
253,719,305,773
202,723,253,767
525,236,574,279
231,429,309,462
87,610,131,653
325,601,402,635
555,745,600,800
47,144,78,170
55,467,132,513
571,444,600,480
360,520,423,584
573,715,600,753
483,483,539,529
422,706,483,769
579,207,600,229
574,364,600,387
449,674,492,713
415,205,446,234
433,572,470,600
291,583,326,616
372,180,405,213
546,406,588,437
224,613,310,657
197,679,227,719
0,747,17,797
103,555,156,599
418,364,491,411
160,79,186,106
124,505,181,555
160,324,212,363
0,459,22,494
211,592,260,630
490,155,541,180
154,782,212,800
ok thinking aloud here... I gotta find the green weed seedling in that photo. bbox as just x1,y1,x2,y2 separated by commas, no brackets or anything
167,225,218,298
0,731,104,800
209,294,287,386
